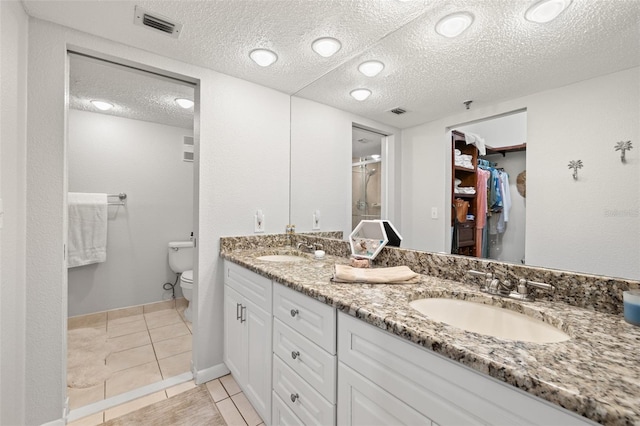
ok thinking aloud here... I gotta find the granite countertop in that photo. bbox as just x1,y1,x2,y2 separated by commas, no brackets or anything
221,247,640,426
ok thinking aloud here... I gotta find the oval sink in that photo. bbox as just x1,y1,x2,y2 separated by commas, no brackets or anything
409,298,570,344
256,255,307,262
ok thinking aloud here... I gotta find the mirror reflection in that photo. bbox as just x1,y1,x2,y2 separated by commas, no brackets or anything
290,1,639,280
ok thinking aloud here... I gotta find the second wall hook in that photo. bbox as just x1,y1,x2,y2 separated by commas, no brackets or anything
614,140,633,163
568,160,583,180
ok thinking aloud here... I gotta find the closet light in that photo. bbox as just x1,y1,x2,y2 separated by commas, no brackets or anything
350,89,372,101
358,60,385,77
249,49,278,67
525,0,572,23
312,37,342,58
90,100,114,111
175,98,194,109
435,12,474,38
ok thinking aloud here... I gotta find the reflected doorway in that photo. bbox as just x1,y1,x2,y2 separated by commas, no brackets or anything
352,127,383,230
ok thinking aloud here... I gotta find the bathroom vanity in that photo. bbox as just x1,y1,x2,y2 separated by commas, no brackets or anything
221,235,640,426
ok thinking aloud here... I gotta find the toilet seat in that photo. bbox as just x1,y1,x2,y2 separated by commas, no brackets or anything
180,270,193,287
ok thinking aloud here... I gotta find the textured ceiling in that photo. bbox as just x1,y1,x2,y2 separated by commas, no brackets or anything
69,54,194,129
24,0,640,129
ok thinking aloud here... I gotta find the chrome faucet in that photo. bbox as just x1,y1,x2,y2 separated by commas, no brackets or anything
296,240,314,252
467,270,554,301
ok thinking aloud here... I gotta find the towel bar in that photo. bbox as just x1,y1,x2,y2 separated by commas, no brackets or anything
107,193,127,206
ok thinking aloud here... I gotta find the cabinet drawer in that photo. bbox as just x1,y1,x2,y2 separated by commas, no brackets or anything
225,261,272,312
338,312,592,426
273,283,336,354
272,392,304,426
273,318,336,403
273,355,335,426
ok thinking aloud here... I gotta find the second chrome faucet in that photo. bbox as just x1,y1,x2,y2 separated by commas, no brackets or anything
467,270,555,301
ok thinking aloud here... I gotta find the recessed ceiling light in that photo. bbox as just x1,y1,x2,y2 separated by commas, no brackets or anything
435,12,474,38
175,98,194,109
350,89,372,101
358,60,385,77
90,100,114,111
249,49,278,67
525,0,572,23
312,37,342,58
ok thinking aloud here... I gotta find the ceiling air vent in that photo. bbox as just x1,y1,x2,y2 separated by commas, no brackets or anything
389,107,407,115
134,6,183,39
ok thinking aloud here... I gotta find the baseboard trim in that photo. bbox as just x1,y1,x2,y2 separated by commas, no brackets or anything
66,371,193,423
40,418,65,426
194,362,230,385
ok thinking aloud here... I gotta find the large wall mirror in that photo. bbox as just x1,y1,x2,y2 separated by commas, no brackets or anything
289,1,639,280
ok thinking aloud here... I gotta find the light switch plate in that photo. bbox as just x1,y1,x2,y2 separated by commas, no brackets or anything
312,209,321,230
431,207,438,219
254,209,265,233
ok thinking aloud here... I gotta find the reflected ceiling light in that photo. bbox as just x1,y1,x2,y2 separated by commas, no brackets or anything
312,37,342,57
435,12,474,38
90,100,114,111
525,0,572,23
175,98,194,109
350,89,372,101
249,49,278,67
358,60,385,77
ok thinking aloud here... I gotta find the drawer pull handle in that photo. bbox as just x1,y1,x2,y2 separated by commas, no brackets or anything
290,309,299,317
291,350,300,360
290,393,299,403
236,303,242,320
240,306,247,323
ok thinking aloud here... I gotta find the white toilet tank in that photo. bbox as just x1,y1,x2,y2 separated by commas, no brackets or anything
168,241,194,273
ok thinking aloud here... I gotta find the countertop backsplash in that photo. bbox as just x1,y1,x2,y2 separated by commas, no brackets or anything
220,233,639,316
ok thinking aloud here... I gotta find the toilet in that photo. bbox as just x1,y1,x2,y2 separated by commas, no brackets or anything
168,241,194,322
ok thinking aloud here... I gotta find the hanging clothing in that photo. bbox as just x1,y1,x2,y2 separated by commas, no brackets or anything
476,169,491,230
497,171,512,233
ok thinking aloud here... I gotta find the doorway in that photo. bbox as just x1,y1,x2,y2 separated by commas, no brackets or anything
65,52,199,419
351,126,385,230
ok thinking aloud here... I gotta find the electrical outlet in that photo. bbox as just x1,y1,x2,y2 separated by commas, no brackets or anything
312,210,321,230
431,207,438,219
254,210,265,233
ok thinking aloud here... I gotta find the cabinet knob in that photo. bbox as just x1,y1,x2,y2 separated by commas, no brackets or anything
291,350,300,360
290,309,299,317
290,393,299,403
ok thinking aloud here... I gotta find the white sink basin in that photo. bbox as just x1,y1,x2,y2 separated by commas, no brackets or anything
256,255,307,262
409,298,570,344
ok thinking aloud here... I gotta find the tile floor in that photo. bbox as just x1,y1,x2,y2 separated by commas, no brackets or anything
68,299,263,425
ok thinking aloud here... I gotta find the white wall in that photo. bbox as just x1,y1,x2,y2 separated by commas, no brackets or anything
401,67,640,280
290,97,401,237
0,2,28,424
26,18,290,425
67,110,193,316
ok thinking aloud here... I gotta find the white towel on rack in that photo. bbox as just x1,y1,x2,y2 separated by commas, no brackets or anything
68,192,108,268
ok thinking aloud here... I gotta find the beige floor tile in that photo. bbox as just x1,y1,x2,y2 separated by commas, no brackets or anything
206,379,229,402
107,318,147,338
107,344,156,373
165,379,196,398
148,321,190,343
68,312,107,330
153,334,192,360
103,391,166,421
107,306,143,321
157,351,192,379
108,330,151,353
186,321,193,332
216,397,248,426
144,310,183,329
67,412,104,426
220,374,241,396
143,299,175,313
67,383,104,410
105,361,163,398
107,313,144,328
175,297,188,310
232,392,263,426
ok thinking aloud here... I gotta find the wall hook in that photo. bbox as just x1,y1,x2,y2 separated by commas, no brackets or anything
568,160,583,180
614,140,632,163
463,100,473,110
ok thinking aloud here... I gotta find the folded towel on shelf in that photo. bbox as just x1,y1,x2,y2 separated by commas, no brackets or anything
68,192,108,268
454,149,462,156
454,187,476,194
463,131,487,155
332,264,420,284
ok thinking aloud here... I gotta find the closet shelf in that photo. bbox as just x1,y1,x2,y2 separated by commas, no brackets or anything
454,166,476,172
485,143,527,157
453,193,476,199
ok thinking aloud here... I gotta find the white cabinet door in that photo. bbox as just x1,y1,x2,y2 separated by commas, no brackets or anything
244,297,272,423
337,362,433,426
224,284,246,383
